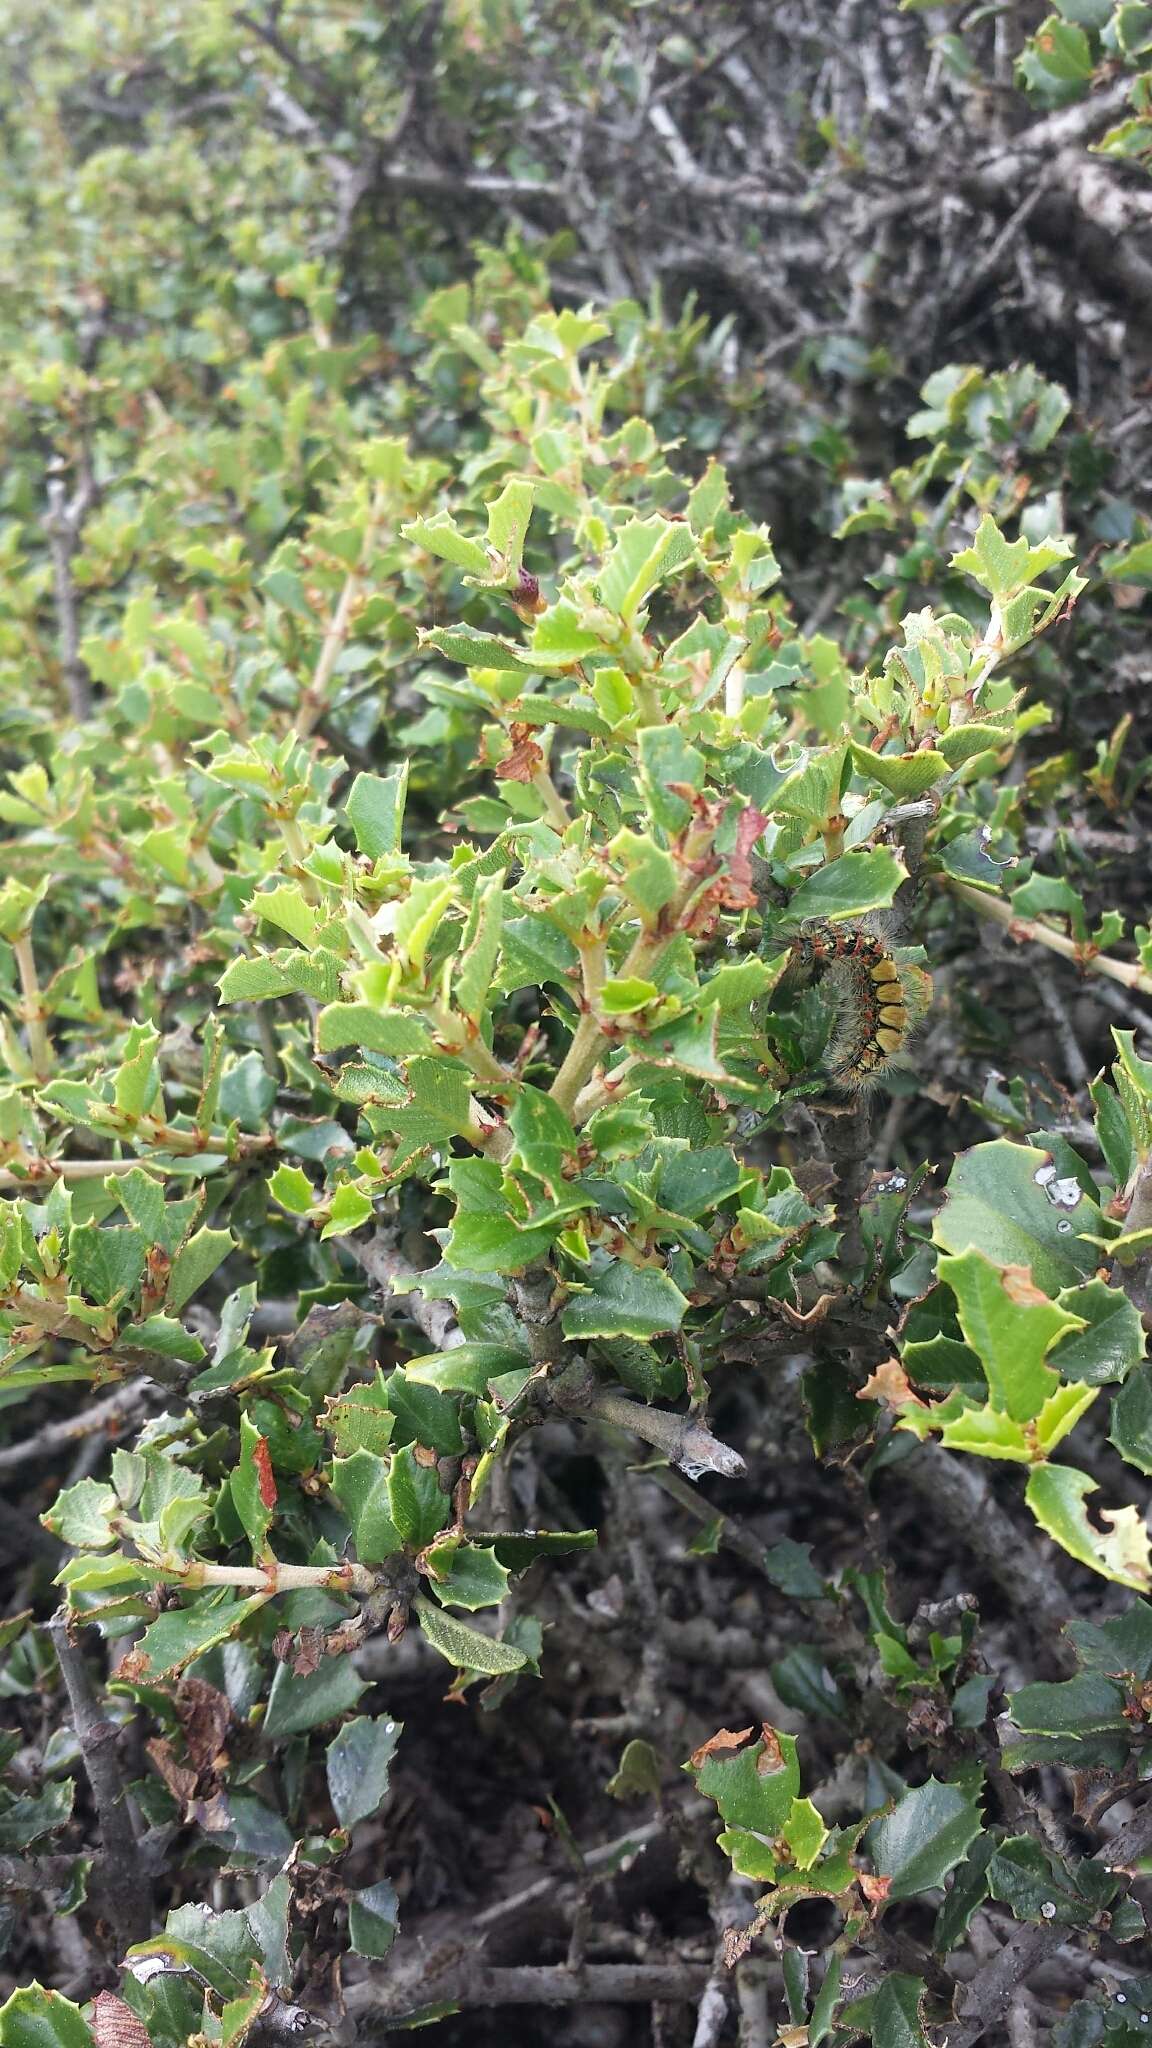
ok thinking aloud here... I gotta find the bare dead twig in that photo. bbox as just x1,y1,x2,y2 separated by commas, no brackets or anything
49,1614,150,1955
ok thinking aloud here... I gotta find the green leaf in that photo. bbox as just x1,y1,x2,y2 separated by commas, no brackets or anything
320,1184,376,1239
232,1418,276,1561
113,1023,161,1121
421,626,532,671
608,829,680,920
330,1450,403,1563
690,1728,801,1834
315,1003,432,1057
268,1163,314,1215
560,1259,688,1340
414,1596,528,1674
786,848,906,922
1051,1280,1146,1386
428,1541,511,1611
1025,1466,1152,1590
402,512,490,576
254,884,318,948
347,1880,400,1960
42,1478,117,1550
810,1956,843,2048
387,1443,449,1549
1009,1673,1126,1738
933,1142,1101,1295
486,479,534,573
134,1595,268,1678
597,515,697,623
264,1655,366,1738
937,1248,1082,1421
345,765,409,859
166,1228,234,1312
784,1796,829,1870
871,1975,929,2048
952,514,1073,600
386,1372,463,1456
67,1223,147,1306
0,1984,94,2048
1111,1365,1152,1475
326,1712,402,1828
868,1778,983,1900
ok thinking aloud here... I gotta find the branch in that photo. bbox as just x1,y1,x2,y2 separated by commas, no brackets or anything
551,1366,745,1480
946,881,1152,998
345,1960,709,2022
0,1381,151,1475
346,1232,464,1352
49,1614,150,1953
45,461,97,721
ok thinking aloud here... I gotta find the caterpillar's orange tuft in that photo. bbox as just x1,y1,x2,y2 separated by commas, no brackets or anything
791,919,932,1093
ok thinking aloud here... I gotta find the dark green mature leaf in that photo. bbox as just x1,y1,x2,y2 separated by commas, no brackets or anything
348,1880,400,1959
326,1713,402,1828
264,1656,366,1738
414,1597,528,1675
690,1728,801,1833
560,1259,688,1339
786,848,906,921
1111,1366,1152,1474
134,1595,268,1679
868,1778,983,1900
871,1975,930,2048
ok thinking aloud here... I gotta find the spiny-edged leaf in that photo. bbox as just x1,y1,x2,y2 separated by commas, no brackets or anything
414,1595,529,1674
426,1540,511,1611
786,847,906,922
387,1443,449,1549
166,1228,234,1312
485,479,534,571
325,1712,402,1829
1051,1279,1146,1386
1111,1365,1152,1475
330,1449,402,1563
597,514,697,623
132,1595,268,1679
315,1003,432,1057
937,1249,1082,1422
1025,1466,1152,1590
385,1372,463,1456
690,1727,801,1834
264,1655,366,1738
871,1974,930,2048
347,1880,400,1960
421,625,532,671
402,512,490,576
344,765,408,859
403,1342,531,1392
783,1795,829,1870
933,1141,1101,1295
933,1833,996,1955
42,1478,117,1550
253,884,318,948
268,1163,313,1216
0,1984,95,2048
952,514,1073,600
1009,1672,1127,1738
67,1223,147,1306
560,1259,688,1340
867,1777,983,1900
637,727,705,834
232,1417,276,1561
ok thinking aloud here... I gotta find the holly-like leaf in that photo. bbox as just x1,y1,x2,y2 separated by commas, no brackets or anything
867,1778,983,1900
326,1713,403,1829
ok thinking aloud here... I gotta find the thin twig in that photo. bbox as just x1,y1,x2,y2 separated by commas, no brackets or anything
947,881,1152,998
0,1382,151,1474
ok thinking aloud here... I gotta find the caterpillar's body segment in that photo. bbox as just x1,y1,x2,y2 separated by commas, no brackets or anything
792,919,932,1093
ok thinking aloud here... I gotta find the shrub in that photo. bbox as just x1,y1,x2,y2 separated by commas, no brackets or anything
1,279,1151,2046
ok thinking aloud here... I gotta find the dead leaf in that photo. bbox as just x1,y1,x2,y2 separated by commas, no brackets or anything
756,1724,786,1775
145,1736,197,1809
858,1359,923,1409
90,1993,153,2048
690,1726,754,1769
859,1873,892,1905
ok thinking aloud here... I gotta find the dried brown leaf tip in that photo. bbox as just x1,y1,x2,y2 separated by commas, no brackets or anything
1001,1263,1051,1307
859,1873,892,1906
689,1725,754,1769
756,1724,786,1775
858,1358,924,1409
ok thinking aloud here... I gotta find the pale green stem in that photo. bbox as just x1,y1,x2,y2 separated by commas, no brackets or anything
947,879,1152,997
12,933,51,1081
189,1560,377,1596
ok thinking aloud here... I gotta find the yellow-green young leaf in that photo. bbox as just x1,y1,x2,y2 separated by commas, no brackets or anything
166,1228,233,1312
320,1184,375,1239
715,1828,778,1881
254,884,319,948
401,511,490,577
600,977,659,1014
597,514,697,623
314,1003,432,1057
42,1478,117,1550
783,1796,828,1870
609,828,679,921
485,479,534,573
849,742,949,799
232,1418,276,1561
268,1164,313,1215
426,1541,510,1611
394,878,456,976
345,765,408,859
0,1984,94,2048
454,876,504,1022
112,1023,161,1120
414,1595,529,1674
937,1249,1084,1423
951,514,1073,601
1025,1466,1152,1590
1033,1381,1100,1454
387,1444,449,1549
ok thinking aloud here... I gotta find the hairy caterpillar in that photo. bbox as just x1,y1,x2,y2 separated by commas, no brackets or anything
792,919,932,1093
